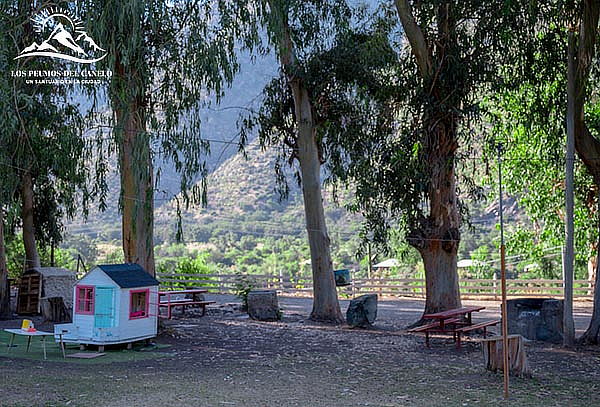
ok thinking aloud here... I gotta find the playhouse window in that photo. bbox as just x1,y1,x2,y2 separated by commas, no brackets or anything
75,286,94,314
130,289,149,319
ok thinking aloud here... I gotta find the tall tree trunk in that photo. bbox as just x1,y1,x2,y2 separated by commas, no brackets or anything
268,0,343,323
21,171,40,270
564,30,577,347
396,1,462,319
116,107,155,276
114,58,155,276
293,84,343,323
567,0,600,343
409,117,462,315
0,208,10,318
582,190,600,344
588,250,596,296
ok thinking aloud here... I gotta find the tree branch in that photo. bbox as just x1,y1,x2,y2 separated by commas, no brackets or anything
394,0,432,79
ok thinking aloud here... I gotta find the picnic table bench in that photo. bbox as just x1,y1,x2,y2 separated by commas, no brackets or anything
409,306,499,348
158,289,215,319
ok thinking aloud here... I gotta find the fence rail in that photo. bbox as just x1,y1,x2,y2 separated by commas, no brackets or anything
156,272,596,300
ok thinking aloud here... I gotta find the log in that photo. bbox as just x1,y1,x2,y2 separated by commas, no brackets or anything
481,334,531,377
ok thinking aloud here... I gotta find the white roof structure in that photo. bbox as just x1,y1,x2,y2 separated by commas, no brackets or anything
457,259,486,268
373,259,400,268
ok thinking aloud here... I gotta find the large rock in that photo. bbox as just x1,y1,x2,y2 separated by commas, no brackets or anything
346,294,378,328
247,290,280,321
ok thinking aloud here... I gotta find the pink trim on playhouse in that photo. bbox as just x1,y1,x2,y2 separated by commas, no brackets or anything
75,285,95,315
129,288,150,319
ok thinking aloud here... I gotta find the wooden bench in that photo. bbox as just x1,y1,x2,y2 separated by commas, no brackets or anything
159,298,215,319
455,319,500,348
408,318,461,347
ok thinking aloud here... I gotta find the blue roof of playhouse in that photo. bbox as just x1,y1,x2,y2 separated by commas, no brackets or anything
96,263,159,288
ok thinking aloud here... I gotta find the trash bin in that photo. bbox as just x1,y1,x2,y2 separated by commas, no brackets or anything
507,298,563,343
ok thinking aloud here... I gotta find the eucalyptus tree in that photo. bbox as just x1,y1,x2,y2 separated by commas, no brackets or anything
565,0,600,344
484,0,600,343
0,208,8,318
237,0,360,323
79,0,257,275
0,0,87,273
327,0,538,317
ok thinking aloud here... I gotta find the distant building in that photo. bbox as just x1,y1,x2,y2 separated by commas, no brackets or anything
373,259,400,270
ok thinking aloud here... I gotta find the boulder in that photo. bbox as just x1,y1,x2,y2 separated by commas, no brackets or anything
247,290,280,321
346,294,378,328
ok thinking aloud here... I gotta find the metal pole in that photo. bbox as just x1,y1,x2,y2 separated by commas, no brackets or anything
498,144,510,399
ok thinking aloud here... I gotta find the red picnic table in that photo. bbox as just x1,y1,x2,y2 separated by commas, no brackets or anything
158,289,215,319
409,306,500,348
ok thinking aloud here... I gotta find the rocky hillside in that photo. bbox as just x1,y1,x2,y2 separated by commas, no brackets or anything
155,142,361,243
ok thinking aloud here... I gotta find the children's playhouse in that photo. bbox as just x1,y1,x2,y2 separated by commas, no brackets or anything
54,263,159,348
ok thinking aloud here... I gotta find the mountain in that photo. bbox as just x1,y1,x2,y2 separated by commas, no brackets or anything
154,142,361,243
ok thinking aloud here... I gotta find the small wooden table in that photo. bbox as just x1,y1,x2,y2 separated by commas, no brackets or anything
158,289,214,319
4,328,65,360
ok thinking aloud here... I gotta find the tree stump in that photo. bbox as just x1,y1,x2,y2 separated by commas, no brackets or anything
247,290,280,321
481,334,531,377
346,294,378,328
40,296,70,322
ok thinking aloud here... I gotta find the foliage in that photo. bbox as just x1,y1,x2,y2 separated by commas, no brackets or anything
5,234,78,279
482,2,598,281
0,1,88,247
78,0,260,216
156,252,214,289
233,270,257,312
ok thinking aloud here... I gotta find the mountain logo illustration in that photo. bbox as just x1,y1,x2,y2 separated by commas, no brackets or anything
15,7,107,64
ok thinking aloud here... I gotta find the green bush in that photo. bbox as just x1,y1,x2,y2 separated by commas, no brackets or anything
233,271,256,311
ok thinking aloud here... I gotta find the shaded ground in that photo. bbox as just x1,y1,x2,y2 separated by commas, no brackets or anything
1,295,598,407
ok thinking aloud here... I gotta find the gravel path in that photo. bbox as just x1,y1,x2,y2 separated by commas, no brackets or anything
204,293,594,334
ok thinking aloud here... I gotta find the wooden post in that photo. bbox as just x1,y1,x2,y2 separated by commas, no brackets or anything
498,145,510,399
493,272,498,300
367,243,372,280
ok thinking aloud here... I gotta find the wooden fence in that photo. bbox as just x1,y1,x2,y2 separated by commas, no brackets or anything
156,272,596,300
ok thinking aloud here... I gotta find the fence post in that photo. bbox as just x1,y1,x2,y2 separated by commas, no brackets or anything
219,275,224,294
493,272,498,301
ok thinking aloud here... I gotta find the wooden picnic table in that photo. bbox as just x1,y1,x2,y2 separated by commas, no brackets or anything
158,289,214,319
411,306,499,348
423,306,486,329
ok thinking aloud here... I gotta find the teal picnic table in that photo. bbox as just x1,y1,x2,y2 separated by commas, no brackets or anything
4,328,65,360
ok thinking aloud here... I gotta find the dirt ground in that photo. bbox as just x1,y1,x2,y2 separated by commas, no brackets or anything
1,295,599,407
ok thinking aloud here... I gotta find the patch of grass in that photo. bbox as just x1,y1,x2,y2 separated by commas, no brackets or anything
0,331,171,364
